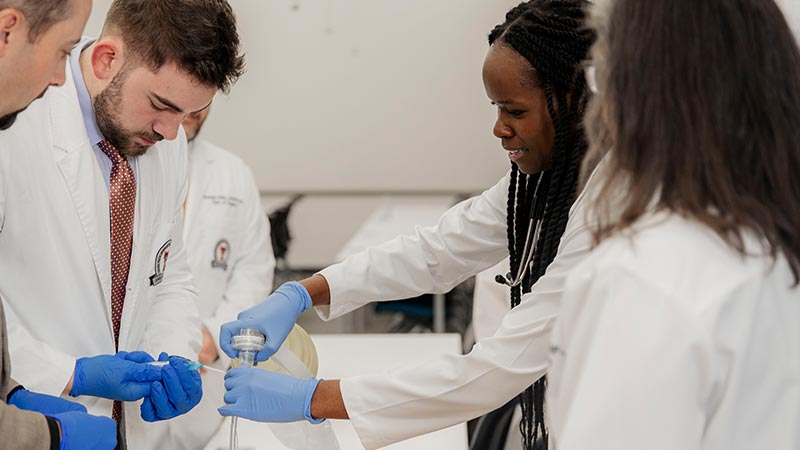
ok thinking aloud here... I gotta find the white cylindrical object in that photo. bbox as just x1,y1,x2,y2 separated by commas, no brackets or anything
231,328,266,368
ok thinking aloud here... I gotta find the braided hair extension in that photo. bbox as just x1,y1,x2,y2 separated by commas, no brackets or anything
490,1,594,448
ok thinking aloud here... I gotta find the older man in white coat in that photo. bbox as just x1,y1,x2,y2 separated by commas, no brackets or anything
0,0,245,448
0,1,122,449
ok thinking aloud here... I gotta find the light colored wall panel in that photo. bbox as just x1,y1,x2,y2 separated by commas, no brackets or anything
85,0,517,194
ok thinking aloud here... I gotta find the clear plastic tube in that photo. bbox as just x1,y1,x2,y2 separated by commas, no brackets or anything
230,416,238,450
229,329,266,450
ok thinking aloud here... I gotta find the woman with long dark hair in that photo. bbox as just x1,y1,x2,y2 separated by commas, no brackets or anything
548,0,800,449
218,1,595,448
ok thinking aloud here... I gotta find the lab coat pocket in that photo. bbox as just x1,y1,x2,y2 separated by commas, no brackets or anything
125,222,175,349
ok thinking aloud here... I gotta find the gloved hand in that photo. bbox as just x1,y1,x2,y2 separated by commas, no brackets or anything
140,353,202,422
7,388,86,415
116,350,156,364
69,352,162,401
218,367,323,424
50,410,117,450
220,282,312,362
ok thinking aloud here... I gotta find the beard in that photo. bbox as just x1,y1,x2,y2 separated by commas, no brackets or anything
0,112,20,130
186,125,200,143
0,88,49,131
94,72,162,157
185,116,207,143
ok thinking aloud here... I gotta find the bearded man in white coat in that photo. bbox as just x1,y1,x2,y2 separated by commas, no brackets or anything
0,0,245,448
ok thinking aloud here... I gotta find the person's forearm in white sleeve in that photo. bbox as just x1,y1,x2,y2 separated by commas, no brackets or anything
307,211,593,449
304,174,511,321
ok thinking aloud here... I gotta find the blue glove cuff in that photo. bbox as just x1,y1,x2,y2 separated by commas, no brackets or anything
6,386,28,407
69,359,86,397
303,377,325,424
281,281,313,314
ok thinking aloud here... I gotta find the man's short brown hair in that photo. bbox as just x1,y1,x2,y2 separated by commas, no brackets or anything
103,0,245,93
0,0,71,42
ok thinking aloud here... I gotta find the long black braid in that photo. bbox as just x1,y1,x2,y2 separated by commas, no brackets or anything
489,1,594,448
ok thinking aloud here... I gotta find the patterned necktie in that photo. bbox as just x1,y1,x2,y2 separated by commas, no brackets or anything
98,140,136,423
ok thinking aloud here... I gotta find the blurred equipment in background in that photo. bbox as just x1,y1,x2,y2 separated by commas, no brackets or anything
268,195,305,273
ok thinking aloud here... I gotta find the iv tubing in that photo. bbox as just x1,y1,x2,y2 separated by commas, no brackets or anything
230,329,265,450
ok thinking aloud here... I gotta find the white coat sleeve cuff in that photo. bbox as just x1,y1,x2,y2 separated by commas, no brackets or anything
37,353,76,397
340,377,387,450
314,266,354,321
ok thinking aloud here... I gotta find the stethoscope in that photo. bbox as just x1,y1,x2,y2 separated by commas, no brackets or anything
495,172,547,288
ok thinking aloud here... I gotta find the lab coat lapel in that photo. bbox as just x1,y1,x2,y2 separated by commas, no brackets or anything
128,148,161,306
50,71,114,312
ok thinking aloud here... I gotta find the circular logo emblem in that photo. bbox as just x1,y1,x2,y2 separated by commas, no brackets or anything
212,239,230,271
149,240,172,286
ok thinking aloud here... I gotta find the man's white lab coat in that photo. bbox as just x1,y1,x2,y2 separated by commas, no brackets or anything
0,64,201,435
315,166,596,449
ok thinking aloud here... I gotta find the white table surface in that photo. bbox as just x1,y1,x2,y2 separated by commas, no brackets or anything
204,334,469,450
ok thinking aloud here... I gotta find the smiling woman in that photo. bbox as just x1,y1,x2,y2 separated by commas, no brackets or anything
210,1,598,449
483,44,555,175
485,2,594,446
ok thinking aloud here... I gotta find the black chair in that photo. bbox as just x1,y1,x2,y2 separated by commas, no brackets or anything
267,194,303,268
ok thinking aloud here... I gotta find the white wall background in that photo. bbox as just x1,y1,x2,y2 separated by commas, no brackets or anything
83,0,800,267
83,0,800,195
779,0,800,40
85,0,517,194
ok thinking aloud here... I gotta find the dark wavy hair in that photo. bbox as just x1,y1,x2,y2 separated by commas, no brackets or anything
585,0,800,283
489,1,594,448
103,0,245,93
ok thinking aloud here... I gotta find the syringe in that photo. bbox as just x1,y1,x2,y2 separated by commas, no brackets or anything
149,359,227,375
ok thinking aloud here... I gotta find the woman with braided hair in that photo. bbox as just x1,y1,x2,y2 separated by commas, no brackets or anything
218,1,596,448
487,2,593,447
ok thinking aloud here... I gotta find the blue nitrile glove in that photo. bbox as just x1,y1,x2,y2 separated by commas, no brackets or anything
218,367,323,424
140,353,202,422
50,410,117,450
69,352,162,401
7,388,87,415
116,350,156,364
220,281,312,362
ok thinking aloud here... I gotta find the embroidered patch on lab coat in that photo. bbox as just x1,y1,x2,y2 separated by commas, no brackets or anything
149,240,172,286
211,239,230,271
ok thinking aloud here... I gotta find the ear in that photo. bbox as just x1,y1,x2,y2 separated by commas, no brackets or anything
0,9,24,58
90,38,124,82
